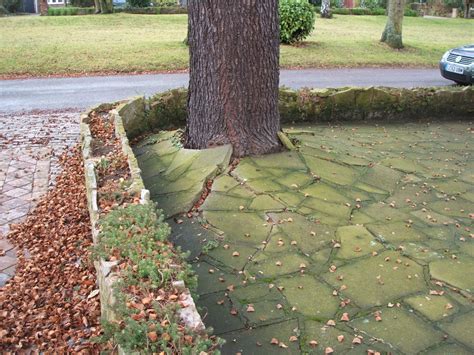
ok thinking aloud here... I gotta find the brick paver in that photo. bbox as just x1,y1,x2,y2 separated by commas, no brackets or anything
0,111,80,286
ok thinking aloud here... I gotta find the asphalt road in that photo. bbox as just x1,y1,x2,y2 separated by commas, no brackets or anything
0,68,452,113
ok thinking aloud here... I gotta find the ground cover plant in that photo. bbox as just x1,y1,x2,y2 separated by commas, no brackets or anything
0,14,472,77
84,106,222,353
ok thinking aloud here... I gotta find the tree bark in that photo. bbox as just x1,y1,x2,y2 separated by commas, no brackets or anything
321,0,332,18
186,0,281,158
464,0,471,18
39,0,48,15
94,0,101,13
381,0,404,49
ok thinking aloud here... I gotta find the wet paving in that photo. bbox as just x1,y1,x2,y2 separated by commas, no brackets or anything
135,122,473,354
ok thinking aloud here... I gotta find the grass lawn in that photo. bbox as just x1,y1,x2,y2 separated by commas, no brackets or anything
0,13,472,77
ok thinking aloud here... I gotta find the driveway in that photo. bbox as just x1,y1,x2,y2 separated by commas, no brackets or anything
0,68,452,113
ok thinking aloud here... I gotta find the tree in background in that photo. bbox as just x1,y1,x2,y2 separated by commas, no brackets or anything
381,0,404,48
321,0,333,18
185,0,281,157
94,0,113,13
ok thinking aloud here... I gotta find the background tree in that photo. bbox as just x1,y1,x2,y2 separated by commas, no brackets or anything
94,0,113,13
185,0,281,157
381,0,404,48
321,0,332,18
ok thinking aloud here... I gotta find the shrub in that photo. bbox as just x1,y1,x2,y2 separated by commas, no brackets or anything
0,5,8,15
4,0,20,12
47,6,94,15
404,8,418,16
127,0,149,8
279,0,316,44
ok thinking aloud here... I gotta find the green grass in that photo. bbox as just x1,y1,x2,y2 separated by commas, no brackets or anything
0,13,472,76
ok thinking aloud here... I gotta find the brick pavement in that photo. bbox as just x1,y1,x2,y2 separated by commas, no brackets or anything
0,111,80,286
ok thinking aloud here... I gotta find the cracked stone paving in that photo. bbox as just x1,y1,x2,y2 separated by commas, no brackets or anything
134,121,472,354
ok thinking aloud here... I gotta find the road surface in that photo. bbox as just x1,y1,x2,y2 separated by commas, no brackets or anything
0,68,452,113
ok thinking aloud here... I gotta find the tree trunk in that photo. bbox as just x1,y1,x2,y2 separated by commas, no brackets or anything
321,0,332,18
464,0,471,18
39,0,48,15
94,0,101,13
99,0,113,13
381,0,404,49
186,0,281,158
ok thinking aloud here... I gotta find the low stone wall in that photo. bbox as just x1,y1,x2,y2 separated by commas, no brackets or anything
145,86,473,130
79,98,204,352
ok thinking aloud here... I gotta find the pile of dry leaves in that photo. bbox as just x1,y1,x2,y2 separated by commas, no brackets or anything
0,147,102,352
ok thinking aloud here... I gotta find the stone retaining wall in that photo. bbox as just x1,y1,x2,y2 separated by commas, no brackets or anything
145,86,473,131
79,98,204,351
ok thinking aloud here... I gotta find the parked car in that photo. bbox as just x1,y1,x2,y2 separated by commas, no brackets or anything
439,44,474,85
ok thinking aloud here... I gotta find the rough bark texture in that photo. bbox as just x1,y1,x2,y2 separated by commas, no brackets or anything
186,0,281,158
321,0,332,18
464,0,472,18
39,0,48,15
381,0,404,49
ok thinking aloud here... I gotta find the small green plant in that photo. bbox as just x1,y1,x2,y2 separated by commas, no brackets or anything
279,0,316,44
93,203,222,353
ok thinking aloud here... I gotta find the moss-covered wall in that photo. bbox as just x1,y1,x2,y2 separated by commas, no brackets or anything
143,86,473,133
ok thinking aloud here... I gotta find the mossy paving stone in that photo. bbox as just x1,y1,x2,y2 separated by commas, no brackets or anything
405,293,458,321
278,275,339,319
429,255,474,292
274,171,314,190
229,284,289,326
147,176,195,195
421,343,472,355
138,152,176,180
193,261,246,296
352,202,412,224
303,155,361,186
267,212,336,254
226,184,257,199
410,209,457,226
220,319,300,354
247,253,310,278
245,178,286,194
429,199,472,219
434,180,472,195
381,157,429,174
151,186,202,217
358,164,403,193
206,242,260,271
323,251,427,308
163,148,200,178
231,161,271,180
301,182,352,204
396,242,443,265
302,198,352,220
188,144,232,171
168,218,218,260
335,225,383,260
212,175,241,193
354,182,388,196
248,195,286,211
274,191,306,208
203,211,271,246
251,151,307,170
198,291,246,335
388,184,440,207
350,307,443,354
200,192,251,211
439,312,474,349
302,320,392,354
366,222,426,244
